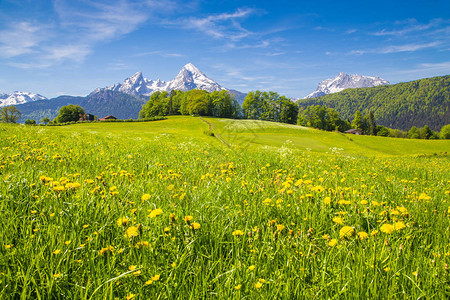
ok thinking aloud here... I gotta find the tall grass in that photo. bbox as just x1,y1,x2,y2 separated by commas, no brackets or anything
0,121,449,299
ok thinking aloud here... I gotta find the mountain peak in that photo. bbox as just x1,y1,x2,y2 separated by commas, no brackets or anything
0,91,48,107
305,73,389,98
181,63,202,74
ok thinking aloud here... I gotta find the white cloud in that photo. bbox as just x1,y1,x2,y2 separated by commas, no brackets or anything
350,42,441,55
0,22,49,58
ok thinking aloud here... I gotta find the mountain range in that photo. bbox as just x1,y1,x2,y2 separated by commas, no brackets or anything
305,72,389,99
7,63,246,121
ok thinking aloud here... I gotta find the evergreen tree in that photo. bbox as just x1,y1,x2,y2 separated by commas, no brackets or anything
368,111,376,135
352,110,362,130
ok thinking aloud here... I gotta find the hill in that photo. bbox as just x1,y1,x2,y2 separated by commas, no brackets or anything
297,75,450,131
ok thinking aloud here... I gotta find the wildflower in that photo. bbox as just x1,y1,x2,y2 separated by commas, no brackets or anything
393,221,406,231
254,282,263,289
418,193,431,200
53,273,62,279
141,194,151,201
328,239,338,247
64,240,71,245
53,249,62,255
276,224,285,232
191,222,201,230
339,226,354,239
332,216,344,225
371,230,379,236
135,241,150,248
128,265,137,271
148,208,163,218
151,274,160,281
357,231,369,240
145,280,153,285
168,184,174,191
4,244,13,249
82,224,89,229
126,294,136,300
117,217,130,227
125,226,139,238
235,284,242,290
99,245,114,256
248,265,256,271
232,230,244,236
183,215,193,223
380,224,395,234
323,197,331,205
360,200,368,205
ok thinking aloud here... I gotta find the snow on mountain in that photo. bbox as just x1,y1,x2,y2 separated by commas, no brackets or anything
0,91,48,107
93,63,226,97
167,63,225,92
305,72,389,99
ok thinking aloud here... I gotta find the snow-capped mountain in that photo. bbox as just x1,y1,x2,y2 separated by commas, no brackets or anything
167,63,225,92
93,63,226,97
0,91,48,107
305,72,389,98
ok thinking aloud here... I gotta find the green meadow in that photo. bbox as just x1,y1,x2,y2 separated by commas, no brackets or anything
1,116,449,299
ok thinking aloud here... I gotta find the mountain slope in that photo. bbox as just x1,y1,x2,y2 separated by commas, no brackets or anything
0,91,48,107
306,72,389,98
298,75,450,131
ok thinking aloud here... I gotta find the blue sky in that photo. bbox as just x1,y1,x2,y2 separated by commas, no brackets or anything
0,0,449,99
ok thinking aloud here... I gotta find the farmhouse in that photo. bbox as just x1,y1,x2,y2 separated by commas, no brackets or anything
99,115,117,121
344,128,363,135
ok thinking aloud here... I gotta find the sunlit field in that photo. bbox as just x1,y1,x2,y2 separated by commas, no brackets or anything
1,117,449,299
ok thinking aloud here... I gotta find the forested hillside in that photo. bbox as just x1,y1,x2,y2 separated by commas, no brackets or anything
297,75,450,131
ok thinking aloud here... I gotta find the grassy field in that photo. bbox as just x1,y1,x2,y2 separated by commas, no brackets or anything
1,116,449,299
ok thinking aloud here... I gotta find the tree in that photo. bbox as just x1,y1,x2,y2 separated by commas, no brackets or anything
440,124,450,139
352,110,362,130
368,111,376,135
55,105,85,123
420,125,432,139
1,106,21,123
25,119,36,125
408,126,420,139
41,117,50,124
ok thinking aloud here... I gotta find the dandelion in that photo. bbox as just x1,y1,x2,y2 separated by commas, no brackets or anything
254,282,263,289
276,224,285,232
191,222,201,230
357,231,369,240
4,244,13,249
248,265,256,271
142,194,151,201
380,224,395,234
168,184,174,191
148,208,163,218
145,280,153,285
99,245,114,256
128,265,137,271
328,239,338,247
125,226,139,238
53,273,62,279
339,226,354,239
126,294,136,300
393,221,406,231
53,249,62,255
117,217,130,227
65,240,71,245
235,284,242,290
183,215,193,223
151,274,160,281
232,230,244,236
323,197,331,205
333,216,344,225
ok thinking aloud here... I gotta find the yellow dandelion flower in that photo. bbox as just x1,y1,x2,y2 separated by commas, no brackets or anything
99,245,114,256
141,194,151,201
117,217,130,227
151,274,160,281
191,222,201,230
145,280,153,285
327,239,338,247
393,221,406,231
128,265,137,271
248,265,256,271
148,208,163,218
339,226,354,239
332,216,344,225
254,282,263,289
125,226,139,238
232,230,244,236
183,215,193,223
126,293,136,300
360,200,368,205
53,273,62,279
53,249,62,255
64,240,71,245
371,230,379,236
323,197,331,205
5,244,13,249
357,231,369,240
168,184,174,191
380,224,395,234
83,224,89,229
276,224,285,232
235,284,242,290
